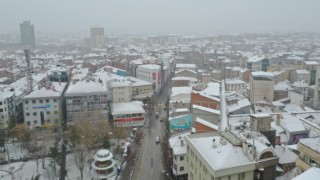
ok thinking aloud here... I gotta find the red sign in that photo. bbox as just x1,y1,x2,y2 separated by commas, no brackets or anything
114,117,144,122
152,72,156,80
158,71,161,85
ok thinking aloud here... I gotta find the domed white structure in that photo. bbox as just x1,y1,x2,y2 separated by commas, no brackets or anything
90,149,117,179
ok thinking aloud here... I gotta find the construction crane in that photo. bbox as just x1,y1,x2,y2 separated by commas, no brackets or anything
24,49,33,93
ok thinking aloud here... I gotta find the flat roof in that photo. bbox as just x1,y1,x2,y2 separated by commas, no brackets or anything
111,101,145,115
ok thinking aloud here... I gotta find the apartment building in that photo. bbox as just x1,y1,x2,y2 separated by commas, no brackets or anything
23,81,67,128
109,78,132,103
225,78,246,92
169,132,190,180
185,130,278,180
65,78,108,122
136,64,161,91
296,137,320,173
0,89,15,128
249,71,275,103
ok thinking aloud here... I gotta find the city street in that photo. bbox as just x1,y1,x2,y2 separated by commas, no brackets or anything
132,79,172,180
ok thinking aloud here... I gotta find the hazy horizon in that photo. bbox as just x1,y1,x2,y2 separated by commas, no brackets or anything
1,0,320,35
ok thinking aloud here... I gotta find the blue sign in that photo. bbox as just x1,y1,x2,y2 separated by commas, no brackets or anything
169,114,192,134
116,69,128,77
32,104,51,109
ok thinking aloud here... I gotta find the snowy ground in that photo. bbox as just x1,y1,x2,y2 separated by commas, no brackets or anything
0,153,122,180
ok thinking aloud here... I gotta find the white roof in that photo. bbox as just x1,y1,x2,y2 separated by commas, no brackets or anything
274,81,293,91
292,80,308,88
247,56,265,63
187,135,252,170
0,90,14,100
299,137,320,153
24,82,67,99
192,104,220,115
304,61,318,65
176,63,197,68
296,69,310,74
280,114,306,132
196,117,218,130
292,167,320,180
65,79,106,96
128,76,152,87
138,64,161,70
252,71,274,78
169,132,191,156
172,76,198,81
111,101,145,115
274,145,297,164
225,78,246,84
171,86,192,97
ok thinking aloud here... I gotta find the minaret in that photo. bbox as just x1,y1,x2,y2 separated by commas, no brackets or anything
313,64,320,109
219,80,229,132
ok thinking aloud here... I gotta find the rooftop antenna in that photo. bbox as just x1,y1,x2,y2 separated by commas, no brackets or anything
25,49,33,93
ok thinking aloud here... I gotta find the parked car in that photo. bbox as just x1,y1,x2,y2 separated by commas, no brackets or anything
155,136,160,144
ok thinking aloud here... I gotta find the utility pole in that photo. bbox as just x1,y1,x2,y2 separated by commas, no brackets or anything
24,49,33,93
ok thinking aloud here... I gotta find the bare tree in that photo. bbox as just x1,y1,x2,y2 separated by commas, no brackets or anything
72,142,88,180
11,123,29,151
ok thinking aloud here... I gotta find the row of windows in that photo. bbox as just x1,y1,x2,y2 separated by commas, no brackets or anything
66,95,107,100
113,113,143,119
25,99,57,104
26,111,58,116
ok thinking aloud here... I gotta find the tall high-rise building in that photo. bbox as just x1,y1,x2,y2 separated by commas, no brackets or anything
90,27,105,48
20,21,35,48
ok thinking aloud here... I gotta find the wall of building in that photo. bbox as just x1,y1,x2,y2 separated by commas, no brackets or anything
249,76,274,103
112,86,132,103
191,93,219,110
23,97,62,127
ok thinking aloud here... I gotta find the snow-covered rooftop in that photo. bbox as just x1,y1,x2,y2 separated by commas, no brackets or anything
274,145,297,164
192,104,220,115
299,137,320,153
24,82,67,99
111,101,145,115
292,167,320,180
65,79,106,96
186,134,253,170
171,86,192,97
169,132,191,156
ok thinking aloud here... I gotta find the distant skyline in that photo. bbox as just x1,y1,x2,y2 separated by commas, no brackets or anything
1,0,320,35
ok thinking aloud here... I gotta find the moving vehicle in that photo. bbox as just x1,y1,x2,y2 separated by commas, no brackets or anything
155,136,160,144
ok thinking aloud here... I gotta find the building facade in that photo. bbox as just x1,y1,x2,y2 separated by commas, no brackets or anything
23,82,67,128
90,27,105,48
249,72,275,103
0,90,15,128
136,64,161,92
20,20,35,48
65,79,108,123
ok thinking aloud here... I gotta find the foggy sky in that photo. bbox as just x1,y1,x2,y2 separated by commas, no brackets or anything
1,0,320,35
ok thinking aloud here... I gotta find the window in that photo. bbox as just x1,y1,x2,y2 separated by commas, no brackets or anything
179,166,184,172
39,100,43,103
47,111,50,115
32,100,36,104
54,111,58,114
25,100,29,104
53,99,57,102
26,112,30,116
180,156,184,161
27,121,30,126
34,120,37,124
33,112,37,116
0,109,2,112
46,99,49,103
0,102,2,105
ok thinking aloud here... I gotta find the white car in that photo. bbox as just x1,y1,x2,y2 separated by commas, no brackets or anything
155,136,160,144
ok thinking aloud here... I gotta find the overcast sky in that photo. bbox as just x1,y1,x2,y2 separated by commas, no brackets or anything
1,0,320,35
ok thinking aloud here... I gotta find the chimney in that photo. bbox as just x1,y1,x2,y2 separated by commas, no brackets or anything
276,114,281,126
180,139,184,147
